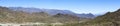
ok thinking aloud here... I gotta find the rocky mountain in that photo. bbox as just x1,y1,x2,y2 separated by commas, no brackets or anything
64,9,120,26
9,7,76,15
0,6,80,23
8,7,95,18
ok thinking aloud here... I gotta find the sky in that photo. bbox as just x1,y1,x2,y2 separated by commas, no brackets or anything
0,0,120,14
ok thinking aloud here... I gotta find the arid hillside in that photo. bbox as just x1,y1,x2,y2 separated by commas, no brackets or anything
63,9,120,26
0,6,80,23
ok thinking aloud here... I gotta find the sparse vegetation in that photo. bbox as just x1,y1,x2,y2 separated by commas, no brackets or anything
0,6,79,26
62,9,120,26
1,6,120,26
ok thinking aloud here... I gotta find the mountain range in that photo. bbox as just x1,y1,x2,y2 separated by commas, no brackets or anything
0,6,81,23
9,7,95,18
2,6,120,26
64,8,120,26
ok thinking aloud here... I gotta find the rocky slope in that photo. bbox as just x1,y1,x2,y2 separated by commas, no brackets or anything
63,9,120,26
0,6,80,23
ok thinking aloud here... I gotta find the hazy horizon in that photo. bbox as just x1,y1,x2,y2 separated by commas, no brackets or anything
0,0,120,14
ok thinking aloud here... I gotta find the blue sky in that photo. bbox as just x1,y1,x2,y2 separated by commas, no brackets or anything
0,0,120,14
